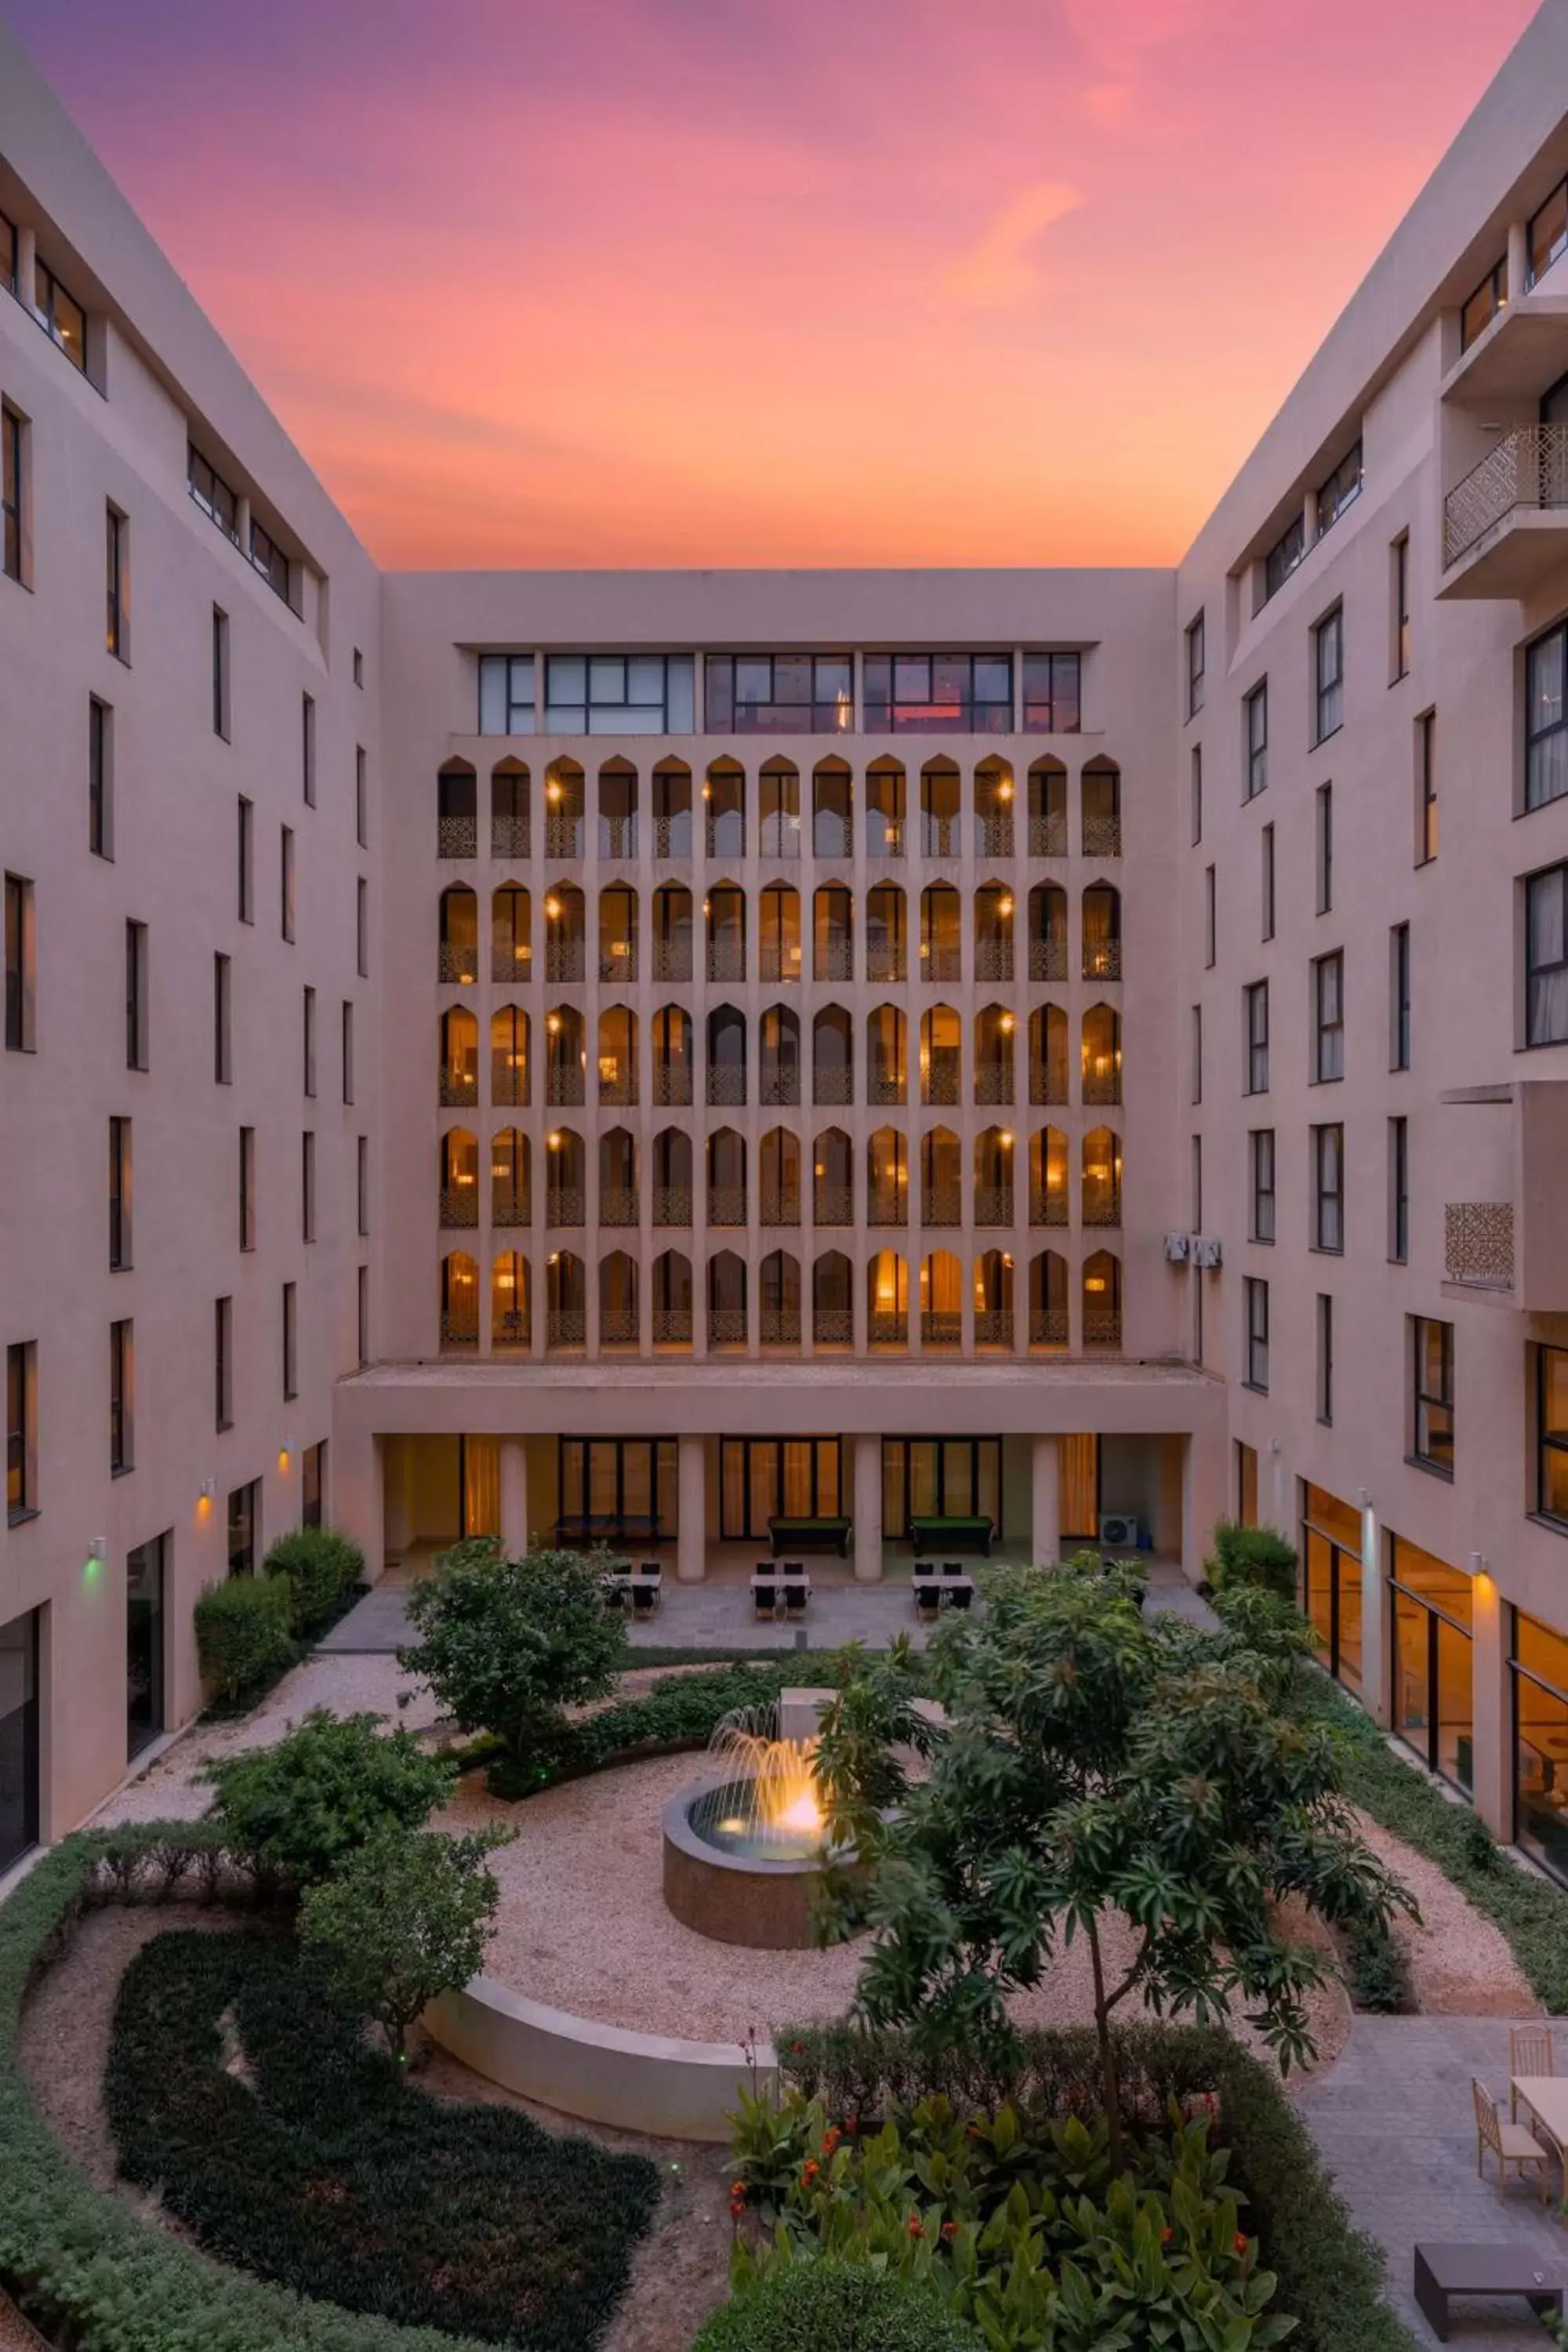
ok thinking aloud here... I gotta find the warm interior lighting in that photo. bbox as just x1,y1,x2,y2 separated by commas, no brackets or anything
1087,1276,1106,1292
545,895,561,917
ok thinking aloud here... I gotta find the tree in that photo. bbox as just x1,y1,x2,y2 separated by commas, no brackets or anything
397,1540,627,1762
201,1708,454,1888
298,1824,513,2061
814,1565,1413,2167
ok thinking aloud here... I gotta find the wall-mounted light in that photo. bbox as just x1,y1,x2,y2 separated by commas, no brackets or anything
199,1479,216,1501
85,1537,107,1584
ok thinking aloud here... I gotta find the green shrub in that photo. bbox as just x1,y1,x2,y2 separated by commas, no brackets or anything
263,1526,365,1638
1342,1918,1415,2014
694,2263,983,2352
201,1709,454,1889
0,1825,501,2352
398,1542,627,1761
194,1574,296,1706
484,1661,789,1798
1207,1520,1299,1602
299,1824,512,2058
774,2021,1413,2352
106,1926,658,2350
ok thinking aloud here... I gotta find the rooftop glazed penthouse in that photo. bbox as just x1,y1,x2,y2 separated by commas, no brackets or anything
6,6,1568,1896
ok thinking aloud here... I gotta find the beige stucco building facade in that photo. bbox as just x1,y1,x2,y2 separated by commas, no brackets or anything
7,8,1568,1883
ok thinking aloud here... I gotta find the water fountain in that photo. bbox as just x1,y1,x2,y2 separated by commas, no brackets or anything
662,1702,844,1947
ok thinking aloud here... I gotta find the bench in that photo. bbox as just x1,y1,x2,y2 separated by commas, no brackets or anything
1414,2244,1564,2341
909,1515,993,1559
768,1516,851,1559
554,1512,662,1548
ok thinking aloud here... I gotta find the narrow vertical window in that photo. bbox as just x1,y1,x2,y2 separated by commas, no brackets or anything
1189,744,1203,845
1249,1129,1276,1243
1261,822,1276,941
1416,710,1437,862
356,746,368,848
1203,865,1216,968
1392,532,1410,681
239,1127,256,1252
341,1000,354,1104
353,646,364,688
1525,622,1567,812
301,693,315,806
1316,1295,1334,1425
214,952,231,1083
1390,921,1411,1070
1190,1133,1203,1229
280,826,295,942
1388,1116,1409,1264
1245,980,1269,1094
302,1130,316,1242
237,797,254,922
1185,613,1205,717
6,1341,36,1522
125,919,148,1072
110,1319,133,1474
282,1283,297,1402
356,876,368,978
1526,862,1568,1046
357,1136,368,1236
215,1297,233,1431
303,985,317,1098
1316,782,1333,913
89,696,113,859
1,402,24,584
1312,1122,1344,1251
1312,604,1344,743
357,1264,368,1367
212,605,230,739
109,1116,132,1269
1411,1316,1455,1475
105,504,127,659
5,873,34,1052
1244,681,1268,799
1244,1277,1269,1392
1312,950,1345,1082
1190,1004,1202,1105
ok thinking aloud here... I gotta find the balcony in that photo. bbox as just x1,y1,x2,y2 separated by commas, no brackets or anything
1083,1308,1123,1350
709,1308,747,1349
869,1309,908,1348
815,1185,853,1226
922,1311,961,1350
1442,426,1568,598
546,942,585,983
653,1185,691,1226
1436,1080,1568,1306
439,1185,478,1229
866,944,906,983
815,940,854,982
814,1067,853,1107
813,1307,853,1348
492,815,529,859
1083,940,1122,982
548,1311,586,1351
923,1056,960,1108
600,1186,639,1227
709,1185,747,1226
492,1187,528,1228
546,1187,585,1228
439,1070,477,1108
493,1311,530,1353
600,1309,639,1348
923,946,962,983
1029,815,1066,858
1082,815,1122,858
1029,1069,1068,1108
760,1308,801,1347
491,1056,528,1109
975,1066,1014,1108
1030,1191,1068,1227
760,1185,800,1226
601,816,637,860
975,939,1014,982
924,1185,961,1229
440,1312,478,1352
868,1188,907,1228
438,943,477,985
492,946,532,984
977,815,1014,858
760,1066,800,1106
1030,1308,1069,1348
707,1066,746,1107
707,942,746,983
653,1308,693,1346
599,947,636,984
1082,1069,1122,1107
1444,1201,1514,1291
975,1185,1012,1227
545,815,582,859
1029,941,1068,982
546,1067,585,1107
653,1064,693,1106
599,1072,638,1107
869,1069,906,1107
652,941,692,982
439,816,478,859
975,1309,1013,1348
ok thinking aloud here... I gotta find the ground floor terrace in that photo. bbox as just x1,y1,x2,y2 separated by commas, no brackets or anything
328,1356,1231,1588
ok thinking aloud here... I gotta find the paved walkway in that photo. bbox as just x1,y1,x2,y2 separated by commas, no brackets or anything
315,1557,1212,1655
1296,2016,1568,2347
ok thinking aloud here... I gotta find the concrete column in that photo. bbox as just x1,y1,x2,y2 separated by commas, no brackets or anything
853,1435,884,1583
235,493,252,554
1031,1435,1061,1567
1301,488,1316,554
677,1434,706,1581
1358,1493,1388,1729
383,1438,412,1563
499,1436,529,1560
1470,1559,1511,1838
334,1428,385,1584
16,226,36,312
1508,218,1529,299
1179,1427,1227,1583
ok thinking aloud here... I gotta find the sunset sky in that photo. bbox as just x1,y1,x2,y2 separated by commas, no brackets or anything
5,0,1543,571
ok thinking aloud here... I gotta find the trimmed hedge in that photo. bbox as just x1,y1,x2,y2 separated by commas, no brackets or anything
106,1926,657,2348
774,2020,1415,2352
194,1575,295,1708
0,1826,503,2352
1297,1671,1568,2013
694,2263,984,2352
263,1527,365,1639
484,1661,792,1798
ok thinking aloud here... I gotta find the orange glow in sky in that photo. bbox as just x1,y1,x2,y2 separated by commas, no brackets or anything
9,0,1541,568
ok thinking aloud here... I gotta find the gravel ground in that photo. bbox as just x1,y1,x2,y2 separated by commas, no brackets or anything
0,2296,49,2352
1353,1806,1539,2016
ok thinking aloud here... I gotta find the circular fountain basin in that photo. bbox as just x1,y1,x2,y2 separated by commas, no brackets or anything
662,1774,839,1949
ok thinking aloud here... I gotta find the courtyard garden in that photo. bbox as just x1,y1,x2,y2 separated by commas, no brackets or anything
2,1528,1567,2350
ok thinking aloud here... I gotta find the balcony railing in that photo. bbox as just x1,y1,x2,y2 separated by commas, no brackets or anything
708,941,746,982
1030,940,1068,982
600,1186,639,1227
760,818,801,860
547,1309,586,1350
869,1309,908,1348
760,947,803,983
546,1186,585,1227
708,1185,747,1226
815,940,854,982
653,1185,691,1226
1083,940,1123,982
1082,1070,1122,1106
761,1065,800,1105
439,816,478,858
1030,1308,1069,1348
652,1308,692,1345
760,1185,800,1226
1444,425,1568,566
866,944,906,982
1443,1200,1515,1290
546,1066,585,1106
708,1308,747,1348
546,942,585,982
492,1187,528,1228
922,1310,961,1350
439,1185,478,1229
869,1069,907,1106
653,815,691,860
974,1185,1012,1227
977,815,1014,858
815,815,853,859
492,815,529,859
1083,1192,1123,1229
545,815,583,858
600,1308,639,1347
815,1185,853,1226
440,1313,478,1352
922,815,960,858
437,943,477,985
868,1188,907,1228
598,1073,638,1106
1030,1190,1068,1228
813,1307,854,1348
922,945,962,982
492,946,532,984
923,1055,960,1107
1083,1308,1123,1350
491,1055,529,1108
975,1064,1014,1107
599,947,637,983
1029,815,1067,857
975,1309,1013,1348
814,1066,854,1106
652,939,692,982
439,1069,477,1107
870,822,906,859
707,1066,746,1106
760,1308,801,1347
600,816,637,860
1082,816,1122,858
1030,1068,1068,1107
653,1063,693,1106
924,1184,961,1228
975,939,1014,982
492,1311,530,1352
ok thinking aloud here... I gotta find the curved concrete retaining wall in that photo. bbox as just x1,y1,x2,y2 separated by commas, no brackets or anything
423,1976,777,2141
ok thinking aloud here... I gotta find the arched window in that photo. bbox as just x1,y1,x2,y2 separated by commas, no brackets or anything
707,1250,748,1350
920,1127,960,1228
760,1250,801,1347
437,760,477,859
813,1004,852,1105
705,760,745,859
866,881,906,981
1082,1004,1122,1105
920,759,961,858
866,1003,906,1105
440,1250,479,1352
1030,1250,1069,1351
813,1128,852,1226
491,757,529,858
759,881,801,983
920,1004,960,1107
492,1129,529,1228
652,1250,693,1347
543,759,585,858
974,881,1014,982
866,757,906,858
653,1128,692,1226
598,884,638,982
543,883,585,982
920,882,961,982
974,1249,1014,1351
1081,759,1121,858
544,1004,586,1105
653,758,691,858
974,1127,1014,1228
707,1127,747,1226
760,1127,800,1225
1028,757,1066,856
438,1129,478,1228
437,884,477,985
653,884,692,982
760,1004,800,1105
492,884,531,985
597,1004,638,1105
759,758,800,858
920,1250,963,1349
600,1127,638,1227
1083,1127,1123,1229
706,1004,746,1106
439,1006,478,1106
1083,884,1121,982
491,1004,529,1107
974,1003,1015,1105
1029,1004,1067,1106
492,1252,530,1354
813,884,853,981
599,1250,639,1350
868,1127,907,1227
1083,1250,1123,1350
546,1250,586,1351
706,881,746,981
544,1127,585,1227
598,757,638,859
1029,882,1068,981
813,1250,854,1348
867,1250,909,1348
813,758,853,859
653,1004,693,1105
1029,1127,1067,1228
975,758,1014,857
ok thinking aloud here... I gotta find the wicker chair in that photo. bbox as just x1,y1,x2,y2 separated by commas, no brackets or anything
1473,2078,1554,2201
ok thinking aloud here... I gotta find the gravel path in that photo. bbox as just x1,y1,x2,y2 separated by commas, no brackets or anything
1354,1807,1538,2016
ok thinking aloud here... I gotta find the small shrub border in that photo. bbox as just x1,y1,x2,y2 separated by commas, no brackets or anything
693,2261,984,2351
0,1824,501,2352
477,1661,794,1798
773,2020,1416,2352
198,1577,368,1722
1296,1671,1568,2013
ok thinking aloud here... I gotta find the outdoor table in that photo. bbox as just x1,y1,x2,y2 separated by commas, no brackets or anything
1414,2244,1564,2342
1512,2076,1568,2157
912,1573,975,1613
751,1570,809,1620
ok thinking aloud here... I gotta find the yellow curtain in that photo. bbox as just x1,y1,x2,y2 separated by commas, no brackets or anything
1061,1434,1099,1542
463,1435,500,1538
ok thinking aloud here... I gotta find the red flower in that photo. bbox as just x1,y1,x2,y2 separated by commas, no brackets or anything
822,2127,841,2155
729,2198,746,2221
844,2114,859,2137
801,2160,819,2185
1160,2227,1173,2245
940,2220,959,2243
729,2180,746,2198
1234,2233,1248,2256
791,2040,806,2054
908,2216,925,2238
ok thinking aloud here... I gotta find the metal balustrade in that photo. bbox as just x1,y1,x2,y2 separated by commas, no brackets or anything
1444,424,1568,564
439,817,478,858
1029,941,1069,981
439,1187,478,1229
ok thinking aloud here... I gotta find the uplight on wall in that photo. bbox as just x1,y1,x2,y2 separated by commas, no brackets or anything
85,1538,107,1584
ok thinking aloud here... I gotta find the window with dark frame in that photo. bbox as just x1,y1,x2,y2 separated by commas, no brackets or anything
543,652,695,735
6,1341,35,1523
212,606,229,739
357,1136,368,1236
302,1440,325,1529
1244,681,1268,799
215,1297,233,1432
214,952,231,1083
1244,1276,1269,1392
1417,709,1438,858
0,208,13,296
1245,979,1269,1094
862,653,1014,734
105,505,125,659
303,985,317,1098
1526,622,1568,812
1316,1294,1334,1425
109,1116,131,1270
1526,862,1568,1047
1312,605,1344,744
1392,533,1411,681
239,1127,256,1252
1262,512,1305,605
89,696,111,858
1391,922,1411,1069
1190,744,1203,845
248,517,291,604
280,825,295,942
1461,256,1508,350
226,1478,256,1576
703,654,854,735
110,1318,132,1475
1312,950,1345,1082
237,796,253,921
357,1264,368,1367
1190,1004,1202,1105
357,877,368,978
34,254,86,370
1388,1116,1410,1263
1203,865,1215,967
302,1131,315,1242
282,1283,297,1403
1021,653,1082,732
1530,179,1568,285
1412,1316,1454,1474
302,694,315,805
2,404,24,583
125,919,147,1073
1316,443,1363,537
187,444,238,540
1312,1122,1344,1252
1316,782,1334,913
1185,614,1205,717
1249,1128,1276,1243
342,1000,354,1105
4,873,30,1053
1261,822,1276,941
356,746,368,847
1537,1345,1568,1524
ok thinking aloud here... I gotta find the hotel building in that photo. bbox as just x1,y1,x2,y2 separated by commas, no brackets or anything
5,9,1568,1886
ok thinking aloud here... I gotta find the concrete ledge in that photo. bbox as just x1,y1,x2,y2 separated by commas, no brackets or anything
423,1975,777,2141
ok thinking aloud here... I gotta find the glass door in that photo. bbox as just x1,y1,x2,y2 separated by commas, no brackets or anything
0,1609,39,1874
126,1534,166,1761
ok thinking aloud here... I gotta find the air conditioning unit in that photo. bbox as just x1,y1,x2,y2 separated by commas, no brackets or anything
1163,1230,1190,1263
1098,1512,1141,1549
1192,1235,1224,1270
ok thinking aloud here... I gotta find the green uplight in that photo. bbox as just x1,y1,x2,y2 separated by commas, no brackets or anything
84,1554,103,1584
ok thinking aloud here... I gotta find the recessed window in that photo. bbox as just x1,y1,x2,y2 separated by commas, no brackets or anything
5,872,34,1053
227,1476,257,1575
1316,1294,1334,1425
1189,744,1203,846
109,1116,132,1270
110,1319,133,1475
704,653,855,734
1537,1345,1568,1523
1244,979,1269,1095
1415,709,1438,860
6,1340,37,1522
301,693,315,806
1312,605,1344,745
248,515,291,604
187,443,239,540
1316,782,1334,913
303,985,317,1098
1263,513,1305,606
1411,1316,1454,1475
214,952,231,1083
89,696,113,859
1312,949,1344,1083
105,506,127,660
1312,1122,1344,1252
352,646,364,689
1388,1116,1409,1264
1392,532,1411,681
1190,1004,1202,1105
239,1127,256,1252
1530,180,1568,286
280,826,295,942
1185,614,1205,718
1203,865,1216,968
34,253,86,371
357,1264,368,1367
215,1298,234,1432
1261,822,1276,942
1244,1276,1269,1392
1526,623,1568,812
1249,1128,1276,1243
357,1135,368,1237
862,654,1012,734
1460,255,1508,350
1390,922,1411,1070
0,209,13,296
2,403,27,585
125,919,149,1073
1244,681,1268,799
302,1131,316,1243
355,746,368,848
212,607,230,739
544,652,695,736
342,1001,355,1105
1021,653,1082,732
356,877,368,978
1316,442,1363,538
237,796,254,923
282,1283,297,1403
1526,862,1568,1046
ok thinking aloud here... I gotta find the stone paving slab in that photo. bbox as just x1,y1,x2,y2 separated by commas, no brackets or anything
1294,2016,1568,2347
